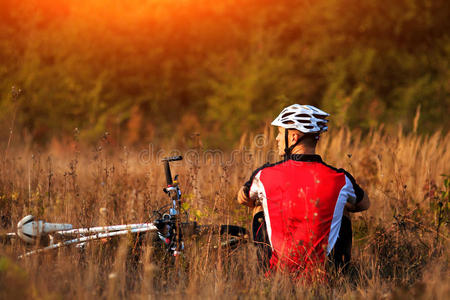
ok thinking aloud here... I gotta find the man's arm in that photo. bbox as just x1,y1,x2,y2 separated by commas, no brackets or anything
345,192,370,212
237,186,255,208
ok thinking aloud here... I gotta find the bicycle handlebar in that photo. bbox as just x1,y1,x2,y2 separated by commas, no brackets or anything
162,156,183,162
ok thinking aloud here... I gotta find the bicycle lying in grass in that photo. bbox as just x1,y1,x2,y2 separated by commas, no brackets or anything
4,156,248,260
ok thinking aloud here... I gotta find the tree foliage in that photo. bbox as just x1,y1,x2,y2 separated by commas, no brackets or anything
0,0,448,147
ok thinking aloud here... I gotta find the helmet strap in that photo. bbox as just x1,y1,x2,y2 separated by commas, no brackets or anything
284,129,307,158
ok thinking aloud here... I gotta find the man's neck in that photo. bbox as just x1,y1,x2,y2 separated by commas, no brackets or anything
291,144,316,155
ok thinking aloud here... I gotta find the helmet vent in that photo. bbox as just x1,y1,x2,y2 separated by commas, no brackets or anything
281,112,295,118
295,114,310,118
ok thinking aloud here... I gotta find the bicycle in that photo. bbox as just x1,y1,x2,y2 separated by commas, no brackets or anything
6,156,248,259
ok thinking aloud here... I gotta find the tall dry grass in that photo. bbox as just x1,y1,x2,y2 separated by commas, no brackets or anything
0,127,449,299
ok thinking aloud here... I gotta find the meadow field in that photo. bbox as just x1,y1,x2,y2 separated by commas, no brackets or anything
0,127,448,299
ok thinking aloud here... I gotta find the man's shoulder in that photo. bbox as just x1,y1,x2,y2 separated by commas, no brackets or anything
319,160,365,202
244,160,287,188
317,161,341,172
317,160,352,176
253,159,290,175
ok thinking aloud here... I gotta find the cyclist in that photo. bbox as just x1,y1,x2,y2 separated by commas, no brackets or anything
237,104,370,278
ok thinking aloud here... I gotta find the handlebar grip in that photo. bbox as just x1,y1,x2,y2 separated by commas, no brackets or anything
162,156,183,162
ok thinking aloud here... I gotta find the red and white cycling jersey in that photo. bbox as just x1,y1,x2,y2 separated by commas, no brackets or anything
245,154,364,273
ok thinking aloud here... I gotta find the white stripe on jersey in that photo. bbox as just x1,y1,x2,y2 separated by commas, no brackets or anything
326,175,356,254
250,170,274,249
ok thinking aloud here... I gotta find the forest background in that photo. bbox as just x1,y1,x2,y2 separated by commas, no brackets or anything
0,0,449,148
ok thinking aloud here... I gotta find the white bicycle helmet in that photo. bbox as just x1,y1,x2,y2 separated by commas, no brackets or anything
271,104,329,156
271,104,329,133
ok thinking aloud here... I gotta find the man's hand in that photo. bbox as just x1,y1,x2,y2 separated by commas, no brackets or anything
237,186,255,208
345,192,370,212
